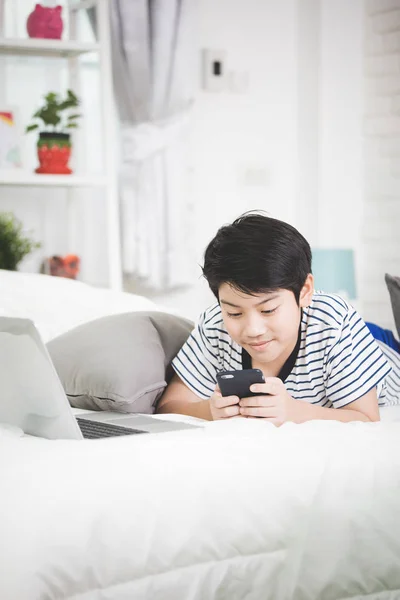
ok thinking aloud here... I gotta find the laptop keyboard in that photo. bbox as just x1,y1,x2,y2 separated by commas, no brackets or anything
76,417,148,439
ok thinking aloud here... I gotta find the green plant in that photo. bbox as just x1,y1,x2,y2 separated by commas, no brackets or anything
0,213,41,271
25,89,81,135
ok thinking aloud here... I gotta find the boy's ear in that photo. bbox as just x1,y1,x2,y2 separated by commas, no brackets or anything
299,274,314,308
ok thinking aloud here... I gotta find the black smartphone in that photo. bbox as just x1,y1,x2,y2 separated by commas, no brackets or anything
216,369,266,399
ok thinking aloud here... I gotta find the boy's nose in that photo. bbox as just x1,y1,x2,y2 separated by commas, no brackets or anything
243,317,266,338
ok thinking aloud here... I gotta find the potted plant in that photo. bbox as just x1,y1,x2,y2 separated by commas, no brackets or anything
0,212,41,271
25,89,81,175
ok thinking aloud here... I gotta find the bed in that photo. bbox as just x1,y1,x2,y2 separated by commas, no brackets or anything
1,269,400,599
0,269,160,342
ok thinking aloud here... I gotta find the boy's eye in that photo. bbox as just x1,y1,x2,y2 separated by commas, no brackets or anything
227,307,277,318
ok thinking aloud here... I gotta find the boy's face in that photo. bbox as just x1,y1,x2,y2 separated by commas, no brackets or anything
218,276,313,366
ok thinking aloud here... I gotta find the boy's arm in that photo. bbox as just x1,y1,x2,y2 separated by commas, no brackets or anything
299,387,380,422
156,374,213,420
239,380,381,424
323,309,390,414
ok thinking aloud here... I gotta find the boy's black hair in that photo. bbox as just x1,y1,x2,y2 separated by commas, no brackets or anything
202,212,312,303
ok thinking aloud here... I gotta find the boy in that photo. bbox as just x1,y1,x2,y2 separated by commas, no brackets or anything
157,213,394,424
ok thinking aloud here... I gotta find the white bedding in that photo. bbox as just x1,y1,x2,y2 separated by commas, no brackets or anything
1,419,400,599
380,405,400,422
0,269,160,341
2,270,400,599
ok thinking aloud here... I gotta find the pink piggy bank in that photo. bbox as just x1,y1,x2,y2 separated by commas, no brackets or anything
26,4,63,40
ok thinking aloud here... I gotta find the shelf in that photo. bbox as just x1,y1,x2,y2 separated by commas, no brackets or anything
0,38,99,58
0,0,123,290
0,171,107,187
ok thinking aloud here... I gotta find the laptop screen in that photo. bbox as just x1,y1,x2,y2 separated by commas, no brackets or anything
0,317,82,439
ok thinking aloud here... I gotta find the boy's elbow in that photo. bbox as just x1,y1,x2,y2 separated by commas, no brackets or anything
156,400,185,415
155,392,180,414
155,375,200,413
155,375,212,420
369,412,381,422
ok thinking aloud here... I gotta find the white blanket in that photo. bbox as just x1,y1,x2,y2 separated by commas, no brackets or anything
1,419,400,599
0,269,159,341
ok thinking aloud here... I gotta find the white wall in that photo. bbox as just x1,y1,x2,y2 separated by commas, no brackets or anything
295,0,320,245
190,0,299,266
361,0,400,329
318,0,364,250
190,0,364,284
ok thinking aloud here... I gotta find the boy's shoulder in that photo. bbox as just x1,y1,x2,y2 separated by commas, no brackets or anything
195,303,229,349
198,302,224,330
303,292,353,332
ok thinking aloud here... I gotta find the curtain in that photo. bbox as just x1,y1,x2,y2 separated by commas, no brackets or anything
90,0,196,290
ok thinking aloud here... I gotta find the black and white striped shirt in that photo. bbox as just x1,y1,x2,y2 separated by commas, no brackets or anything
172,292,396,408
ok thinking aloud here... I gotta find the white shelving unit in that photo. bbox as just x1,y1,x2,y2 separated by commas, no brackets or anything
0,171,108,187
0,37,99,57
0,0,122,290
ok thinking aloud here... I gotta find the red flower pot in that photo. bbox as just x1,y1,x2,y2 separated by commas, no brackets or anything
35,132,72,175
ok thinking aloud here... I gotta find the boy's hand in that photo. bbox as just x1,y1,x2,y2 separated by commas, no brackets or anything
210,386,243,420
239,378,308,426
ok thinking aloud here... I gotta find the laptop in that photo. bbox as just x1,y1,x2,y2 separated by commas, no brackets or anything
0,317,203,440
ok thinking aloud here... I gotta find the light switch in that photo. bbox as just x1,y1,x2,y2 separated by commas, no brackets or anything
202,49,227,92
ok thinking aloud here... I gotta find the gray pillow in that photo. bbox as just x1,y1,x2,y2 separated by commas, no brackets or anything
46,311,193,414
385,274,400,339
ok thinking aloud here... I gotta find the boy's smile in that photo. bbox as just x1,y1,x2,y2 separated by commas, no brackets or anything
247,339,272,352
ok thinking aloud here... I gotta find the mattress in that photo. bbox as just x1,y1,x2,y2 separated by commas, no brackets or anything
1,418,400,599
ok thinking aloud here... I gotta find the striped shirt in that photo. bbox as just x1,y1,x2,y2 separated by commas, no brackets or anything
376,341,400,406
172,292,395,408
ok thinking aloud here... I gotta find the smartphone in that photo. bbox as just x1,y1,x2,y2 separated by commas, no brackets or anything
216,369,266,399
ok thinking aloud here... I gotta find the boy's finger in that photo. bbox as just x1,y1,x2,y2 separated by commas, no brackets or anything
239,406,277,418
250,381,282,396
219,404,241,419
213,394,239,409
239,395,277,408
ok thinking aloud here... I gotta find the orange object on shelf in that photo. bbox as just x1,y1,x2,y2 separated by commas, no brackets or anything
43,254,80,279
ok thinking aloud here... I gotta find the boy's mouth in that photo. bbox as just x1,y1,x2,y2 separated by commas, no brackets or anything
248,340,271,351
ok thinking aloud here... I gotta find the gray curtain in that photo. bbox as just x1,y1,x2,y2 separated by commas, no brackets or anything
89,0,196,289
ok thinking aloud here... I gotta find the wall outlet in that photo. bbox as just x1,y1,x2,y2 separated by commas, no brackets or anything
202,49,227,92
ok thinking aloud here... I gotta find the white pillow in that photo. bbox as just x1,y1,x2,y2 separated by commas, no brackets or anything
0,269,158,341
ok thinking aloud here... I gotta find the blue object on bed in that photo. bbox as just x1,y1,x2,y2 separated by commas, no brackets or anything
366,322,400,354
